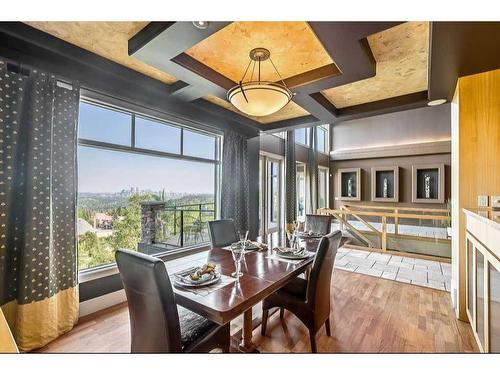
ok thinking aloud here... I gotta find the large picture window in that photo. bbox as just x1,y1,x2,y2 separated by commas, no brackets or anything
316,125,329,153
77,99,221,271
296,163,306,219
295,128,309,146
318,167,329,209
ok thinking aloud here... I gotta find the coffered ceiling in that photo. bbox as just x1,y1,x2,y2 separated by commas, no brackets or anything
322,22,429,108
24,21,178,85
185,22,337,82
22,21,447,131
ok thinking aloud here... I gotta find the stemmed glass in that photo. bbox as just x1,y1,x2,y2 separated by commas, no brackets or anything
232,230,248,278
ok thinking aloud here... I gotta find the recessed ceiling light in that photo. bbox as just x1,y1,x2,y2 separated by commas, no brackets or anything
427,99,447,106
192,21,209,30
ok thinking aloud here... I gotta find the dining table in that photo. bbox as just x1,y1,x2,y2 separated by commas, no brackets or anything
164,240,319,353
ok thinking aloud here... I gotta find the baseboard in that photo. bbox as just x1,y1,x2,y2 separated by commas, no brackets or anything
79,289,127,318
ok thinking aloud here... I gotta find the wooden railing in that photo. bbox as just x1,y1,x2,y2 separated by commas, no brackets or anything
317,204,451,255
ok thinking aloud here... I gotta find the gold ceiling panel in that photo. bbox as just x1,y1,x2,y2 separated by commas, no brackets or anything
321,22,429,108
186,22,335,82
204,95,310,125
24,22,178,85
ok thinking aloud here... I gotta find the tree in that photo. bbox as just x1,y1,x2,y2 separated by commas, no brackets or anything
108,194,152,251
77,207,93,226
78,232,113,269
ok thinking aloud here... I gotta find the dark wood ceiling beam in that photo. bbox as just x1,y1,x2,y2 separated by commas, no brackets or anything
128,22,174,55
130,21,232,103
335,91,429,122
429,21,500,101
260,115,322,133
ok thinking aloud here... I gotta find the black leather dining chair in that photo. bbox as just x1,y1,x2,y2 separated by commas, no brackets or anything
305,214,332,235
115,249,230,353
260,230,342,353
208,219,239,248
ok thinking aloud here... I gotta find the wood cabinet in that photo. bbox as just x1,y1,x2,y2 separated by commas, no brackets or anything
464,209,500,353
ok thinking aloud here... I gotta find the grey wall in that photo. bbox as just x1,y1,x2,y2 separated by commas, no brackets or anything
331,104,451,152
330,153,451,210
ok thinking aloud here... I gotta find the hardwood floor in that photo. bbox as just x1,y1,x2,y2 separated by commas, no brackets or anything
37,270,478,353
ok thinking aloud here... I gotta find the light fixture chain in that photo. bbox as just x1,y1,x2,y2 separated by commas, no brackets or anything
269,56,288,88
240,58,253,83
249,59,256,82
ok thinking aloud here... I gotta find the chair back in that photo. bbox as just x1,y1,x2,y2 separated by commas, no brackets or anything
306,231,342,320
115,249,182,353
208,219,238,248
305,214,332,235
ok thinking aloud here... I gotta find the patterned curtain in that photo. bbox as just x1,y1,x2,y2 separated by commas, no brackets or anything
306,127,319,214
284,130,296,226
0,60,80,351
221,130,249,234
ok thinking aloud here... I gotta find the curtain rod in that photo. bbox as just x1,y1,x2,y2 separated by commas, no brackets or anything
3,57,75,90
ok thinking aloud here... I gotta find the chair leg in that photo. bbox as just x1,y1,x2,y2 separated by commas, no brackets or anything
309,329,317,353
325,317,331,337
279,307,285,320
261,309,269,336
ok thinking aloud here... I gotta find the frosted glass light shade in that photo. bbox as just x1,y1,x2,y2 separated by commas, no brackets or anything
227,81,292,117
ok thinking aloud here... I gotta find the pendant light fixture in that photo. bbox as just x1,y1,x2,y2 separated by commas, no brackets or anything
227,47,293,117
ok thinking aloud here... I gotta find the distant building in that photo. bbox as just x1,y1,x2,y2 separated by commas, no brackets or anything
93,213,113,230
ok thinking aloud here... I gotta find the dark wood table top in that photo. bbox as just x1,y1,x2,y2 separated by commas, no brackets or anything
164,246,315,325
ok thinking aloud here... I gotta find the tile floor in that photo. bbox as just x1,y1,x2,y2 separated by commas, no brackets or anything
334,247,452,291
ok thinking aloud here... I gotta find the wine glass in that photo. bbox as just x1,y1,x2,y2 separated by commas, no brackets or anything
237,230,249,252
231,245,245,278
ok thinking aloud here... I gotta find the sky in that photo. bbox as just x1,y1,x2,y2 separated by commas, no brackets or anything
78,146,215,194
77,102,216,194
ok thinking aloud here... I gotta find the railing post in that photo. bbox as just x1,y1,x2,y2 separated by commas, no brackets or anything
339,207,344,232
394,209,399,235
180,210,184,248
173,210,177,236
381,216,387,251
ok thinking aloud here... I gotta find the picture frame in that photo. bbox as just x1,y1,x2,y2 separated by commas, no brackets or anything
412,163,445,203
338,168,361,201
371,166,399,202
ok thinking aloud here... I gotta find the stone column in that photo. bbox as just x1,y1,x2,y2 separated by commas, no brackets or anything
140,201,165,244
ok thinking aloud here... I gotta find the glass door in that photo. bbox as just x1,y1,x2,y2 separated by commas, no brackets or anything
258,154,283,246
267,158,281,234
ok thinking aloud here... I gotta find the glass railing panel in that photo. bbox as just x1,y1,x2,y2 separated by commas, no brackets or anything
490,262,500,353
476,250,485,349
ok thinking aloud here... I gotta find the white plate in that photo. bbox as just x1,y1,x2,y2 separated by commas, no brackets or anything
275,249,311,260
174,272,221,288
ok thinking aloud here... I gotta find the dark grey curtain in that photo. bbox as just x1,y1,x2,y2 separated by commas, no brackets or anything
0,60,80,350
221,130,249,234
285,130,296,224
306,127,319,214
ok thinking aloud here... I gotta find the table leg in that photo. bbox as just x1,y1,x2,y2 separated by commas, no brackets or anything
238,307,259,353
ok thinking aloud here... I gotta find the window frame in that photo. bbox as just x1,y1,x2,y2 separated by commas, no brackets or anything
296,162,307,220
77,96,222,276
294,127,310,147
316,124,329,155
318,166,330,209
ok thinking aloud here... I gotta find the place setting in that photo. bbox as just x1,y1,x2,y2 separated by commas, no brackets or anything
172,262,235,297
267,229,315,264
222,230,269,252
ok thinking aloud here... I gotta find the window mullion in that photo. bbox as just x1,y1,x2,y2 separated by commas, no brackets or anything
131,114,136,148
